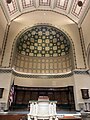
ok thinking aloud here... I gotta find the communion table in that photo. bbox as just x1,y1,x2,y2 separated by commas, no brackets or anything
27,96,58,120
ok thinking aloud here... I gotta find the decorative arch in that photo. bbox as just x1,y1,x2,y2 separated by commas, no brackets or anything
10,24,76,74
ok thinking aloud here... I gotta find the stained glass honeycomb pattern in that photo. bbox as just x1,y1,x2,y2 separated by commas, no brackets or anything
17,25,70,57
14,25,73,74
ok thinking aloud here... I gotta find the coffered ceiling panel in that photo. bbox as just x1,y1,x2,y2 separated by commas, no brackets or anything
56,0,69,10
0,0,90,25
69,0,90,24
39,0,51,6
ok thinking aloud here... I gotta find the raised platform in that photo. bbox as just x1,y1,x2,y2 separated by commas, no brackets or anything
0,111,81,120
0,115,81,120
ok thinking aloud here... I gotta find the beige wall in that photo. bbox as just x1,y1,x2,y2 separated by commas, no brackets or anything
2,11,85,69
73,73,90,110
0,6,7,44
81,9,90,51
0,6,7,65
81,9,90,69
63,24,85,68
14,75,74,87
0,72,12,110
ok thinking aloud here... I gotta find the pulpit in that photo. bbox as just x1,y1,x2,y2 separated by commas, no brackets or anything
27,96,58,120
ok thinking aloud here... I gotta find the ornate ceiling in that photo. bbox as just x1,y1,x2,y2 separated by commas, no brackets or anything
0,0,90,26
17,25,70,57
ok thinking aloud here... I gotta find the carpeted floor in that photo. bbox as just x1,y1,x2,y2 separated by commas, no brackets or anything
0,114,27,120
0,111,82,120
0,115,82,120
0,109,82,120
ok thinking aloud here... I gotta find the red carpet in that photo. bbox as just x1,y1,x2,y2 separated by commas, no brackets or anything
0,114,27,120
60,116,81,119
0,114,82,120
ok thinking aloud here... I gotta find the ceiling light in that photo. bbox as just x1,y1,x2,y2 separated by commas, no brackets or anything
6,0,12,4
78,1,83,7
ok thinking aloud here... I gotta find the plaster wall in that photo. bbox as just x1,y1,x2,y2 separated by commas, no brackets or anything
14,75,74,87
73,74,90,110
2,11,85,69
81,9,90,51
0,73,12,110
0,6,7,64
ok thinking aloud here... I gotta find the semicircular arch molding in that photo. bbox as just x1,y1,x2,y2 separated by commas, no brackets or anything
10,24,76,74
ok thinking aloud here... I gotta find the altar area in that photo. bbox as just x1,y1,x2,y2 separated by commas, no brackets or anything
27,96,81,120
0,87,81,120
27,96,58,120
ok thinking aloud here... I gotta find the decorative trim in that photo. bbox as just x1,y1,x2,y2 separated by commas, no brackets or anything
12,69,90,78
0,68,12,73
78,27,87,69
12,70,73,78
1,24,10,66
74,70,88,75
0,68,89,76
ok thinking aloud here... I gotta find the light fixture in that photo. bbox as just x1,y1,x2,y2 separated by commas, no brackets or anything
78,1,83,7
6,0,12,4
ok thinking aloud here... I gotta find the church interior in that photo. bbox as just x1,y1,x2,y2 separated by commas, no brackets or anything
0,0,90,120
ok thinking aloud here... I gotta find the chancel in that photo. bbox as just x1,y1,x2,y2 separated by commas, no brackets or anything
0,0,90,120
28,96,58,120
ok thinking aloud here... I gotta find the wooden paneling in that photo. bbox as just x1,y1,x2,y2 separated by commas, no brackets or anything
12,86,75,110
16,91,24,104
0,88,4,98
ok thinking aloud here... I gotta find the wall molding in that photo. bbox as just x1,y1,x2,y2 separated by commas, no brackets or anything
0,68,89,78
78,27,87,68
0,68,11,73
1,24,10,66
